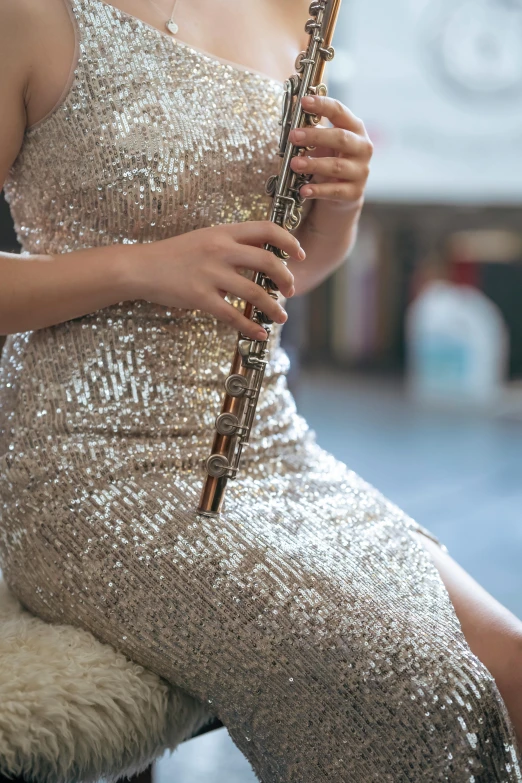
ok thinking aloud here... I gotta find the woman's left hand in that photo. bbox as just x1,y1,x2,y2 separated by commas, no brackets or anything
289,95,373,212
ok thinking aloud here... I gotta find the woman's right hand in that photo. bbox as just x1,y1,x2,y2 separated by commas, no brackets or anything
127,221,306,341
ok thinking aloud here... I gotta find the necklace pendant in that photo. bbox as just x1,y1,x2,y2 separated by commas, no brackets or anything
166,17,179,35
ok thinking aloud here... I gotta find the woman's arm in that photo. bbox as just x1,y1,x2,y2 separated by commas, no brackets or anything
0,248,138,336
0,0,134,335
0,2,305,340
286,95,373,296
0,0,134,338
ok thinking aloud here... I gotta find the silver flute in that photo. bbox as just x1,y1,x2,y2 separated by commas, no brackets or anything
198,0,342,517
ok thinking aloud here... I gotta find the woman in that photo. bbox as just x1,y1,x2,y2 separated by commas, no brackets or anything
0,0,520,779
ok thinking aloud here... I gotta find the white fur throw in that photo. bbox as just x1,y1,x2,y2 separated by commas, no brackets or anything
0,580,212,783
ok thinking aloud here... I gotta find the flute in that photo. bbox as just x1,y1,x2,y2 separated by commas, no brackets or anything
198,0,342,517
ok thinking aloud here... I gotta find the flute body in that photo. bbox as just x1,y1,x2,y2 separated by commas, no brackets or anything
198,0,342,517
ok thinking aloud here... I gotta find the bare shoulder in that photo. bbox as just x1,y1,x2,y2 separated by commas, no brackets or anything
0,0,50,39
0,0,40,117
0,0,70,52
0,0,73,69
0,0,40,180
3,0,76,130
0,0,33,27
0,0,35,62
0,0,57,94
0,0,76,174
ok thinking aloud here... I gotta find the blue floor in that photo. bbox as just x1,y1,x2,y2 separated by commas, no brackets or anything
156,370,522,782
297,371,522,618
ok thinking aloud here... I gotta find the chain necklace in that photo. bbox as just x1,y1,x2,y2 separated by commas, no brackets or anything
145,0,180,35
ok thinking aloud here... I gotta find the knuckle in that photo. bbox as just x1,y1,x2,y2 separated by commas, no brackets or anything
333,157,345,177
272,226,288,247
266,294,280,313
222,308,237,326
206,235,227,256
273,273,291,294
248,281,265,303
260,282,278,304
270,220,285,236
271,256,292,282
272,300,285,318
336,128,349,148
192,282,208,301
255,296,273,318
206,271,224,292
271,266,286,285
264,254,279,274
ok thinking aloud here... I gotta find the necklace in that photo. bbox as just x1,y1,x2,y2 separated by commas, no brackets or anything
146,0,179,35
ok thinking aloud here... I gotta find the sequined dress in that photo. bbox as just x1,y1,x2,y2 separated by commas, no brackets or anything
0,1,520,780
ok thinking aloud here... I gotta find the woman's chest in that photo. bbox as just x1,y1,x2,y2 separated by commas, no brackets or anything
10,9,287,250
100,0,305,83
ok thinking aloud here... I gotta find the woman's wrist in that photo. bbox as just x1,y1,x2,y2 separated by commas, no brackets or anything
289,200,362,295
114,240,157,302
304,196,364,231
296,197,362,255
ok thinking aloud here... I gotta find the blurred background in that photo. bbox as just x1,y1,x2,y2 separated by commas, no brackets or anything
1,0,522,780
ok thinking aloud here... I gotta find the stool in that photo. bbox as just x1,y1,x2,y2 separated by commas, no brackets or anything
0,579,223,783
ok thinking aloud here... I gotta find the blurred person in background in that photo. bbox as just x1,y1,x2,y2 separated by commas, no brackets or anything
0,0,521,780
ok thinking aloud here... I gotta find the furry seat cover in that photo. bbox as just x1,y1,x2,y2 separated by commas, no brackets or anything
0,580,212,783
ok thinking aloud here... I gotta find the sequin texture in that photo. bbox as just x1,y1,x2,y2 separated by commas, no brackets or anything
0,1,521,780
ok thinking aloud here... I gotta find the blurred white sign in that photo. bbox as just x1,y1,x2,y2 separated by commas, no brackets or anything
330,0,522,204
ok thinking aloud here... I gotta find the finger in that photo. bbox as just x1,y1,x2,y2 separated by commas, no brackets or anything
290,154,365,182
208,296,270,341
237,247,295,297
289,125,366,157
301,95,365,134
298,181,366,203
233,221,306,260
223,274,288,325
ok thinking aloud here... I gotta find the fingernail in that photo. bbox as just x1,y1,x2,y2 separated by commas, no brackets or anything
289,286,296,297
302,95,316,105
280,309,288,322
292,130,306,142
256,329,268,340
298,248,306,260
301,186,313,197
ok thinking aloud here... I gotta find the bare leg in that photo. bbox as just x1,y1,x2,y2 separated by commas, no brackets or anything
412,531,522,752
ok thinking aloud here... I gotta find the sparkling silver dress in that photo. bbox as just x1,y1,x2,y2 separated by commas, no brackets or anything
0,1,520,780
